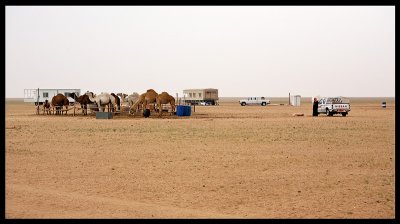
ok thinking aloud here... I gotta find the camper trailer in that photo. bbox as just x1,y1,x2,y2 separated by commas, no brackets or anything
24,88,81,105
183,88,219,105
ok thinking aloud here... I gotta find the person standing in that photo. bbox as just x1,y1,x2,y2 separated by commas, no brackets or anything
313,98,319,116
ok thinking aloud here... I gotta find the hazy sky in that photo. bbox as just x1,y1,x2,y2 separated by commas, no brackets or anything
6,6,395,98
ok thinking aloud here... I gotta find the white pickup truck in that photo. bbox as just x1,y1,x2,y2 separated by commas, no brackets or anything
317,97,350,116
239,97,270,106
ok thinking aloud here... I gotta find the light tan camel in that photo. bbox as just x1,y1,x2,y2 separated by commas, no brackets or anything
129,93,145,115
116,93,128,102
85,91,116,112
127,92,140,108
156,92,176,117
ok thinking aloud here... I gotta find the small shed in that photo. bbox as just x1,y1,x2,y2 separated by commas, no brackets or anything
24,88,81,105
290,95,301,106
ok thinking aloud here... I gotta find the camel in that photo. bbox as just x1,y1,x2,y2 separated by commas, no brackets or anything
68,93,94,115
130,89,158,115
126,92,140,108
110,93,120,111
43,99,51,115
116,93,128,102
117,92,141,113
143,89,158,111
85,91,116,112
129,93,145,115
51,94,69,115
156,92,176,117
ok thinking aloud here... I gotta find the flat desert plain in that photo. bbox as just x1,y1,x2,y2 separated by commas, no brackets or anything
5,98,395,218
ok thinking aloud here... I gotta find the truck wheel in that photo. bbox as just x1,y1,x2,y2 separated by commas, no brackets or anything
241,102,246,106
342,112,347,117
326,109,332,116
261,102,266,106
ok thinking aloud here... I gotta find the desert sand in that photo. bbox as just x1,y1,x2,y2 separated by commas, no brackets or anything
5,98,395,218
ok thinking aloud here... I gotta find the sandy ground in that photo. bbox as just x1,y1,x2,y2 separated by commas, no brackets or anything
5,99,395,218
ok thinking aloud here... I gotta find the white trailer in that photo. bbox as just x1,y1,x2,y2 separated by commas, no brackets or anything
24,88,81,105
182,88,219,105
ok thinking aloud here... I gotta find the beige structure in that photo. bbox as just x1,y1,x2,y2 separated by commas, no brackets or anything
183,88,219,105
290,95,301,106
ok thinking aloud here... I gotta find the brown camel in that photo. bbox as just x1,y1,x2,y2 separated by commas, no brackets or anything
43,99,51,115
130,89,158,115
51,94,69,115
69,93,94,115
143,89,158,111
156,92,176,117
110,93,120,111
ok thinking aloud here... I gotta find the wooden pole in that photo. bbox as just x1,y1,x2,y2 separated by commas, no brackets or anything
37,88,40,106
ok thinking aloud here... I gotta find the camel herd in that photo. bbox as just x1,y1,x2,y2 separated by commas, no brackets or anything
43,89,176,117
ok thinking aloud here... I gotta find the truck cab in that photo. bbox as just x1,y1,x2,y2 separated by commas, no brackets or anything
239,97,270,106
317,97,350,116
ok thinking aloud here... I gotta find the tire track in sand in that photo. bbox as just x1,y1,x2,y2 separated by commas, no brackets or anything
6,183,239,218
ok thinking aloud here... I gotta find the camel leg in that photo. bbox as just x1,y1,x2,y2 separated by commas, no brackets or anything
158,103,162,117
142,102,146,114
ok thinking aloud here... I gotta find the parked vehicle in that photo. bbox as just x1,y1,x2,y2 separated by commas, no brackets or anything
239,97,270,106
200,102,211,106
317,97,350,116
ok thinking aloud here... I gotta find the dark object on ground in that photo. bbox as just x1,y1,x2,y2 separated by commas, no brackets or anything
143,109,150,118
96,112,113,119
313,99,319,116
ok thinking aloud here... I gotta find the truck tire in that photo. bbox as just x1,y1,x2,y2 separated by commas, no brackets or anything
342,112,347,117
241,102,246,106
261,102,266,106
326,109,332,116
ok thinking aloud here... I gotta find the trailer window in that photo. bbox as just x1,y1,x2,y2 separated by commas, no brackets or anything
43,92,48,98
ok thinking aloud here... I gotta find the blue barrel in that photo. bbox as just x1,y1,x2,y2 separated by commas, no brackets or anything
185,105,191,116
176,105,185,116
